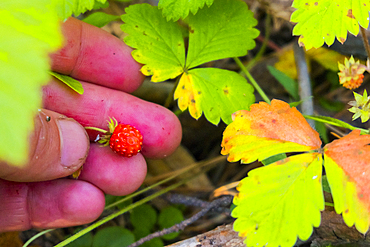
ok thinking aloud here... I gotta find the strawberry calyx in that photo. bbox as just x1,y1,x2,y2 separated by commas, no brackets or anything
85,117,119,146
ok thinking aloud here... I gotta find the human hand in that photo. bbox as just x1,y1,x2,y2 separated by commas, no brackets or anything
0,17,182,231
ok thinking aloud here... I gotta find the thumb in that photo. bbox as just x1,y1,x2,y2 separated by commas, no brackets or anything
0,109,89,182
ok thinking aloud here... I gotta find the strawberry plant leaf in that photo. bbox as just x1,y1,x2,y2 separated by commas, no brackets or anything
0,0,62,166
82,12,119,28
267,65,299,100
233,153,324,247
55,0,107,20
186,0,259,69
221,100,322,163
324,130,370,233
174,68,255,125
291,0,370,50
121,4,185,82
50,71,84,94
158,0,214,21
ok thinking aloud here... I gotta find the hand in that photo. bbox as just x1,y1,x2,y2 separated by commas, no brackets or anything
0,17,182,231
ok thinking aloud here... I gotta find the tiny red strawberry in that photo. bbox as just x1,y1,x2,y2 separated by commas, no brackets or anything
109,123,143,157
85,117,143,157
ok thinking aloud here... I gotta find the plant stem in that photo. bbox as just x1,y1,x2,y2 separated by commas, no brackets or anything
234,57,271,104
53,156,225,247
22,229,54,247
55,175,202,247
84,126,107,133
360,26,370,59
164,75,181,108
245,13,271,71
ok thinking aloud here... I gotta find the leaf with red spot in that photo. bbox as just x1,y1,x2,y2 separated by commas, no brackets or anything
324,130,370,233
291,0,370,50
221,99,370,246
221,99,321,163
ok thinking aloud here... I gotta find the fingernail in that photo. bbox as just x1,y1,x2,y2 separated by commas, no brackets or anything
58,119,89,167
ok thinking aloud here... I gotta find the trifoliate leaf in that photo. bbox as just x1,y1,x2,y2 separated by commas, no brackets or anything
174,68,255,125
221,100,322,163
50,71,84,94
291,0,370,50
0,0,62,166
158,0,214,21
121,4,185,82
55,0,107,20
324,130,370,233
233,153,324,247
186,0,259,69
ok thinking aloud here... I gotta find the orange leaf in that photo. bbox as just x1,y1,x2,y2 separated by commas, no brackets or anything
324,130,370,233
221,99,321,163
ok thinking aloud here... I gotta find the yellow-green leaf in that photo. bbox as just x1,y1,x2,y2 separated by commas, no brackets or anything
50,71,84,94
158,0,214,21
186,0,259,69
233,153,324,247
174,68,255,125
121,4,185,82
0,0,62,166
221,100,322,163
55,0,107,20
324,130,370,233
291,0,370,50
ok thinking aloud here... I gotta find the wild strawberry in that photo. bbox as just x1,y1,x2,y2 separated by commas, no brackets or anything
86,117,143,157
109,123,143,157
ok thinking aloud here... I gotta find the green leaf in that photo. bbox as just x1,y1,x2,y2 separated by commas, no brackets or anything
303,115,369,134
50,71,84,94
0,0,62,166
158,206,184,240
82,12,119,28
233,153,324,247
66,230,93,247
133,228,163,247
158,0,214,21
130,204,157,231
267,65,299,100
55,0,108,20
121,4,185,82
322,175,331,193
174,68,255,125
291,0,370,50
92,226,135,247
261,153,287,166
186,0,259,69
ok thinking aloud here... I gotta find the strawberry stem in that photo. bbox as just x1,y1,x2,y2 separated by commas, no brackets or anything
85,126,108,133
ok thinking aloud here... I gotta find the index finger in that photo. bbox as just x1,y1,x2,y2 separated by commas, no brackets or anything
49,17,144,93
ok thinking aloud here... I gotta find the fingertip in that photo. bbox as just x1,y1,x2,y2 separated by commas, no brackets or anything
29,180,105,228
50,17,144,92
79,144,147,196
58,180,105,224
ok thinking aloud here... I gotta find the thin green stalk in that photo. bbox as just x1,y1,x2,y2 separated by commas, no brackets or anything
164,76,181,108
54,156,225,247
245,14,271,71
234,57,271,104
54,171,209,247
22,229,54,247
